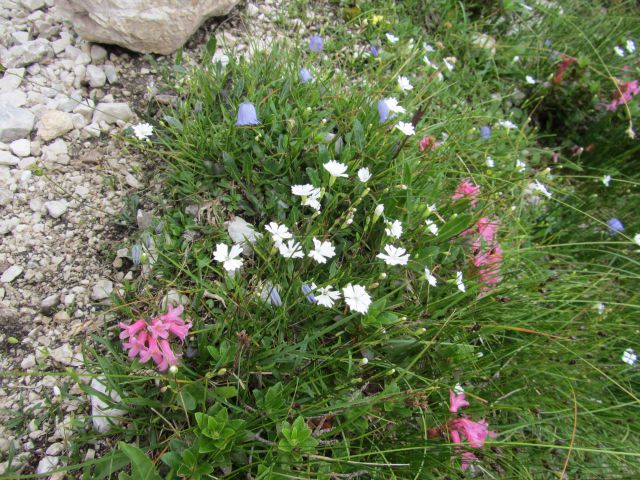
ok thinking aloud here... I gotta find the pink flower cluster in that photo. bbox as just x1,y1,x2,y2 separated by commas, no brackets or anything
452,179,480,206
119,304,192,371
418,135,441,152
606,80,639,112
467,218,503,292
448,390,496,471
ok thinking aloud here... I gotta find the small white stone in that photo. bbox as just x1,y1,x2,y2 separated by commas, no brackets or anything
9,138,30,157
20,354,36,369
1,265,23,283
38,110,74,141
85,65,106,88
125,173,141,188
91,279,113,300
0,151,19,166
36,456,59,475
90,44,108,62
44,200,69,218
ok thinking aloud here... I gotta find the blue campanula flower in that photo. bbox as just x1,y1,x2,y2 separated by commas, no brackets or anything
131,244,142,265
480,126,491,139
302,284,316,303
370,45,379,57
268,285,283,306
607,218,625,233
378,99,391,123
299,67,314,83
236,101,260,126
309,35,323,52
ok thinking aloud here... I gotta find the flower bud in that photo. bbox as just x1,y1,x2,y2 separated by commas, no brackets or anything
359,357,369,366
169,365,179,374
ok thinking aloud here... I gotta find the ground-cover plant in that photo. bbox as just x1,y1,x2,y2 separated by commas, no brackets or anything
74,3,640,479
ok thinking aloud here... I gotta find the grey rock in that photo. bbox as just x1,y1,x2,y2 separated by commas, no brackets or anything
38,110,74,141
103,64,118,83
41,138,69,164
0,106,35,142
90,377,126,432
21,354,36,370
92,102,133,124
0,89,27,107
9,138,30,157
90,44,108,62
11,31,30,45
1,265,23,283
40,294,60,315
91,279,113,300
21,0,46,11
50,344,76,365
0,189,11,207
1,40,53,68
0,68,25,91
44,200,68,218
0,151,19,166
85,64,106,87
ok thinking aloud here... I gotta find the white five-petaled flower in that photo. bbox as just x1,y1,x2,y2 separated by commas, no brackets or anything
384,97,406,114
453,383,464,394
343,284,372,314
375,204,385,217
385,220,403,239
213,243,244,273
622,348,637,366
497,119,518,130
386,33,399,44
634,233,640,247
308,237,336,264
377,244,411,266
423,55,437,69
532,180,552,198
315,285,341,308
323,160,348,178
425,219,439,236
398,75,413,91
424,267,437,287
443,57,456,71
525,75,536,85
427,204,437,214
455,271,466,293
516,159,527,172
265,222,292,245
357,167,372,182
614,45,625,57
395,121,415,136
596,303,606,315
626,39,636,54
486,156,495,168
602,175,612,187
278,239,304,259
132,123,153,140
292,184,317,197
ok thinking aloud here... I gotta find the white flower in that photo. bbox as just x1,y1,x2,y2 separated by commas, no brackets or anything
427,204,437,214
596,303,606,315
384,97,406,114
634,233,640,246
497,120,518,130
513,55,521,63
212,51,230,66
303,193,322,211
626,39,636,54
435,71,444,82
486,156,495,168
532,180,552,198
278,239,304,259
386,33,399,44
455,271,466,293
385,220,403,239
265,222,292,245
423,42,435,52
292,184,317,196
308,237,336,264
315,285,341,308
614,45,625,57
622,348,637,366
424,267,437,287
423,55,437,69
525,75,536,85
443,57,456,71
425,219,439,236
343,284,372,314
357,167,372,182
323,160,348,178
375,204,385,217
397,75,413,91
132,123,153,140
377,244,411,266
408,38,415,49
395,121,415,136
602,175,611,187
453,383,464,394
516,159,527,172
213,243,244,273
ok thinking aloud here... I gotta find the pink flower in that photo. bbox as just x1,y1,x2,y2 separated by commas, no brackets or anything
148,318,170,339
123,331,148,358
156,339,178,371
476,218,499,244
449,418,494,448
449,390,470,413
159,304,184,324
606,80,639,111
460,451,478,471
419,135,441,152
118,318,146,340
452,180,480,206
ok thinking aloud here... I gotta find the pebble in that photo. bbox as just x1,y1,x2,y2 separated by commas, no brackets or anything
44,200,69,218
38,110,74,141
0,106,35,142
85,65,106,88
35,456,59,475
40,294,60,315
1,265,23,283
91,279,113,300
9,138,30,157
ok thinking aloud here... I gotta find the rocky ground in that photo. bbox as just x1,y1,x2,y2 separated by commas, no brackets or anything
0,0,336,476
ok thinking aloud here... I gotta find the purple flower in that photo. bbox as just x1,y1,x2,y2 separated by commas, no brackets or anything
302,284,316,303
269,286,283,306
377,99,391,123
309,35,323,52
299,67,314,83
131,244,142,265
236,101,260,126
480,126,491,140
370,45,379,57
607,218,625,233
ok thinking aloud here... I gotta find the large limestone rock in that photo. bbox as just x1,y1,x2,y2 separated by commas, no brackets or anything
55,0,241,55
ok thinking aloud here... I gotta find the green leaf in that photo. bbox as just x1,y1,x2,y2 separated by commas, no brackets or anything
213,386,238,399
203,36,218,64
222,151,241,182
118,442,162,480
